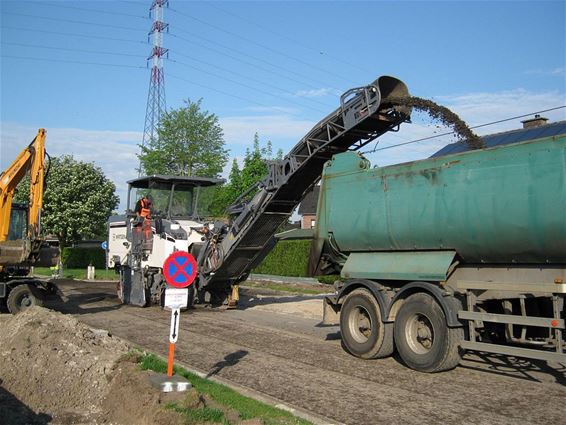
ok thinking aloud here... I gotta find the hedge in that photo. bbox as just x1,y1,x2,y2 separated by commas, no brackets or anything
253,240,311,277
62,247,106,269
61,240,334,281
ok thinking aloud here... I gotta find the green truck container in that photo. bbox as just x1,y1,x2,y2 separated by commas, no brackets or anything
317,134,566,372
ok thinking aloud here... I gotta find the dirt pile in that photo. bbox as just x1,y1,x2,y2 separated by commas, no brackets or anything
100,359,187,425
386,95,484,149
0,307,264,425
0,307,131,423
0,307,190,424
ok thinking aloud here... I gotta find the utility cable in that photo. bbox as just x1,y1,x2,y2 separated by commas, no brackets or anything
38,2,150,20
3,12,345,96
2,42,146,59
169,32,338,92
3,12,146,33
167,72,272,109
203,1,374,75
169,49,335,109
168,7,353,86
2,26,149,46
1,54,146,69
363,105,566,154
168,58,328,114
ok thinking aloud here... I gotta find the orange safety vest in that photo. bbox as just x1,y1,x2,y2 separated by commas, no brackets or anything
140,198,151,219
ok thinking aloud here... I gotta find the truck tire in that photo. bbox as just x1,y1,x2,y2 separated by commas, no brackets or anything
7,284,44,314
394,292,463,372
340,288,394,359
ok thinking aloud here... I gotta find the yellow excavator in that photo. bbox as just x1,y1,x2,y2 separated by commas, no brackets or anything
0,129,58,313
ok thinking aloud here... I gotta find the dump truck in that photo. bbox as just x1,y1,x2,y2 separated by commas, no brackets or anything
315,134,566,371
0,129,59,313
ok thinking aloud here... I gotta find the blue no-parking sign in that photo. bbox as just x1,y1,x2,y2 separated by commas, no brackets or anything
162,251,197,288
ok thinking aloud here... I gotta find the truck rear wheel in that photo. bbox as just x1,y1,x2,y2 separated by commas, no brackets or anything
7,284,44,314
340,288,394,359
394,292,463,372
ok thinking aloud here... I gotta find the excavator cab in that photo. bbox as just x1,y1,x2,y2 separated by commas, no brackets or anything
7,203,27,242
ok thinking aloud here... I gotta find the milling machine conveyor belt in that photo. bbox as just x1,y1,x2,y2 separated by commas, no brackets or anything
199,76,411,291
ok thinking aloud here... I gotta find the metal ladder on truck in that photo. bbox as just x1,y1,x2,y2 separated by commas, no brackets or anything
197,76,411,298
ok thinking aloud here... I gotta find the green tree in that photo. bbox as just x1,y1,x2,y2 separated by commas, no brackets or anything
226,158,243,196
203,159,241,217
15,155,119,247
241,133,271,189
139,99,229,177
209,133,277,216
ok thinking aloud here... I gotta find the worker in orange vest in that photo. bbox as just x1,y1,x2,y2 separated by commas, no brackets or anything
134,194,152,220
133,194,154,251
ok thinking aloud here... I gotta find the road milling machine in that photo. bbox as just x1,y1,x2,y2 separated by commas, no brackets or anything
108,76,411,306
108,175,223,306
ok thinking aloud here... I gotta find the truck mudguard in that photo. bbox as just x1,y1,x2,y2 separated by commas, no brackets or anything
337,279,393,323
390,281,463,328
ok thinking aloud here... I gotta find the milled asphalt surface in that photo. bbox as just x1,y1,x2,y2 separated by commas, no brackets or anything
45,280,566,425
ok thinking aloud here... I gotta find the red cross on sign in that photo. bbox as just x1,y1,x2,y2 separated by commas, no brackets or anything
162,251,198,288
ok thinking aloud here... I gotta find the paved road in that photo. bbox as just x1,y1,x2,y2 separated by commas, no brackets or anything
46,280,566,425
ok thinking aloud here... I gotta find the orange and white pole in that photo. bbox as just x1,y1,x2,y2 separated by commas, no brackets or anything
168,308,180,377
167,342,175,377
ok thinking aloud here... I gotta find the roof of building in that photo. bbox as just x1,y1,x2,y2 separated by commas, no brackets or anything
431,120,566,158
298,186,320,215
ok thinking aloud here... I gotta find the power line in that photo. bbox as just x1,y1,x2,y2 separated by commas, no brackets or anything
4,11,345,97
2,26,149,46
2,41,146,59
4,27,337,114
203,1,374,75
168,7,354,86
40,1,150,20
3,12,146,33
168,58,328,115
168,31,340,92
169,50,335,109
167,72,272,109
1,54,146,69
364,106,566,154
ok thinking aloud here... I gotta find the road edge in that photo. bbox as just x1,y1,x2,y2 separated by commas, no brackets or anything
139,346,344,425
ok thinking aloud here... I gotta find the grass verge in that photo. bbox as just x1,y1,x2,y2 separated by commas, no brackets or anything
138,352,312,425
33,267,119,281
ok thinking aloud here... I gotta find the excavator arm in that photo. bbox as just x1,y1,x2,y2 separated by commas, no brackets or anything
0,129,46,265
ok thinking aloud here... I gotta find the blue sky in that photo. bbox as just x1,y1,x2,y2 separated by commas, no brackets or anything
1,0,565,209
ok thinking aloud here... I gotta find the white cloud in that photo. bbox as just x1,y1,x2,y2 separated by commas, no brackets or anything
525,68,565,77
220,114,314,145
1,122,142,211
437,89,566,133
244,106,299,114
293,88,340,98
366,88,566,167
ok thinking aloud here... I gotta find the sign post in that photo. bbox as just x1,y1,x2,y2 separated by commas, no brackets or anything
101,241,108,275
167,308,180,376
162,251,197,378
